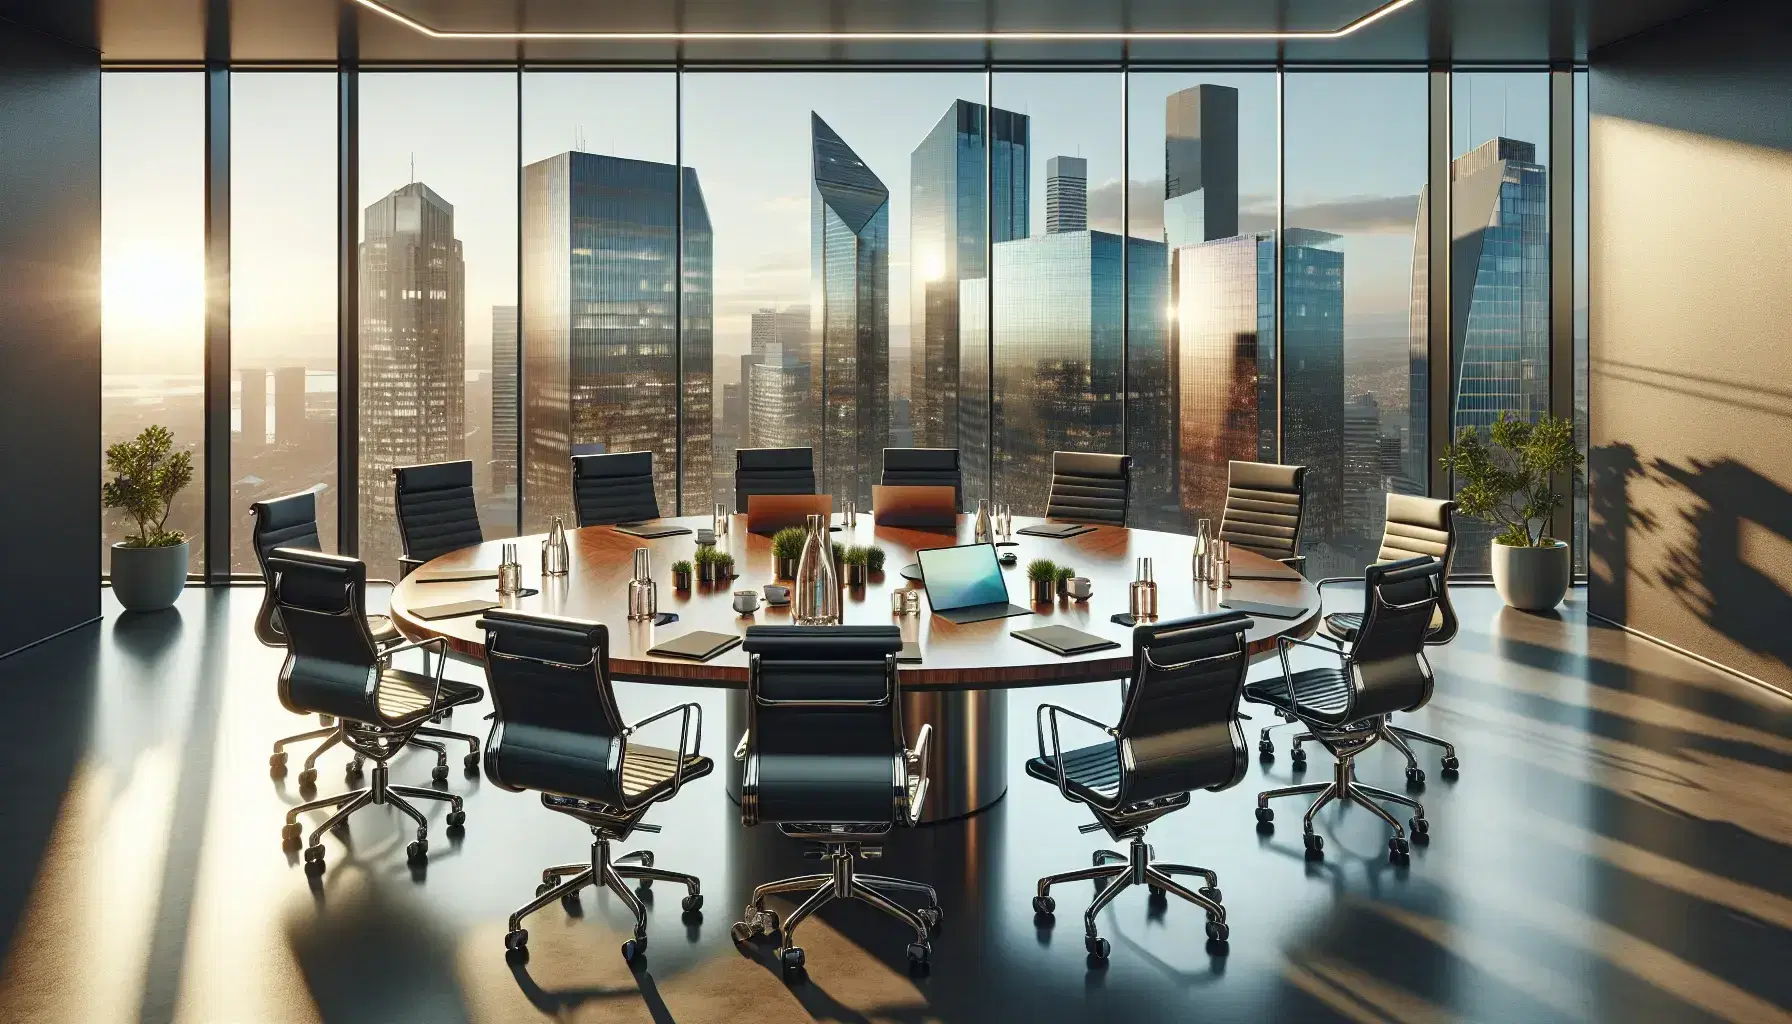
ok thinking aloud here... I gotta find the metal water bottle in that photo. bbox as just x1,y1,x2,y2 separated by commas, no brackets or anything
974,499,993,545
1129,557,1159,620
627,547,657,621
1193,518,1213,580
542,515,570,576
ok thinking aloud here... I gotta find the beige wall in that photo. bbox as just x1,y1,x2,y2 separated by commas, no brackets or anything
1588,0,1792,692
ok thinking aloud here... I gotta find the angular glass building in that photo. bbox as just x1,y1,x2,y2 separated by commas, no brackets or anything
811,114,890,510
520,151,712,531
1164,85,1239,250
1280,228,1347,553
491,304,517,502
909,100,1027,460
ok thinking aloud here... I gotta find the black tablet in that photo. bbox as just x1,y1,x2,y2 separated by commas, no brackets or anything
1011,625,1120,657
647,630,742,661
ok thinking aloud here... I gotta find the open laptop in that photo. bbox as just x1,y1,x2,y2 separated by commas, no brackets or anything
746,493,834,535
917,543,1033,625
872,484,957,528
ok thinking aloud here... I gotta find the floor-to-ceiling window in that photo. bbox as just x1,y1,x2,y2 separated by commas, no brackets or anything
229,72,338,572
1450,71,1553,573
1284,72,1430,579
1126,72,1280,534
357,72,518,577
1573,69,1590,574
101,73,206,574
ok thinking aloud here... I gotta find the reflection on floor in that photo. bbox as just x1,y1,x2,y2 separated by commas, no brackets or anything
0,586,1787,1023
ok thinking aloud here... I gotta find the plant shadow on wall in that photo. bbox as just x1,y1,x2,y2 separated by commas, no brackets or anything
1587,442,1655,623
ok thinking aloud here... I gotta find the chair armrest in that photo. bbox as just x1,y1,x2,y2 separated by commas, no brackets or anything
622,701,703,806
903,723,934,826
1278,555,1308,572
1275,635,1349,714
367,577,398,590
397,557,425,579
378,637,449,716
1034,703,1119,804
733,730,749,761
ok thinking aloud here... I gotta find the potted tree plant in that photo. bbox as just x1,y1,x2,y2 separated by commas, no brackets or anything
1026,559,1058,605
102,425,194,612
772,527,805,579
841,546,869,587
1439,411,1584,611
671,559,693,591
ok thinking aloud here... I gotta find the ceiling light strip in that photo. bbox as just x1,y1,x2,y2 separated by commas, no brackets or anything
353,0,1417,43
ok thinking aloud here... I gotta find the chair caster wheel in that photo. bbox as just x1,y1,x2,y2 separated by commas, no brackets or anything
1290,750,1307,771
621,936,646,963
345,759,363,779
1409,816,1429,841
281,822,302,846
1389,835,1410,862
1441,755,1461,774
780,946,806,975
636,877,653,891
1206,920,1229,943
1255,806,1274,825
1084,935,1110,960
730,921,753,944
463,753,479,771
1257,739,1274,760
407,839,428,862
302,845,326,874
431,764,449,783
1200,886,1223,903
446,809,466,827
907,941,931,967
504,928,528,951
268,752,287,775
296,768,317,787
535,881,554,898
1147,884,1165,899
1303,832,1325,859
1405,766,1426,786
917,906,942,933
682,893,704,913
1032,895,1055,916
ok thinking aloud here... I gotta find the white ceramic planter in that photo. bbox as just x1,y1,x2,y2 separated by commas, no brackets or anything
1490,539,1570,611
111,540,189,612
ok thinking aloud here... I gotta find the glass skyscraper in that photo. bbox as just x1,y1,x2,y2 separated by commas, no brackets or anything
358,181,466,573
909,100,1028,459
811,113,890,510
521,151,712,531
491,304,517,501
1281,228,1348,550
1164,85,1240,250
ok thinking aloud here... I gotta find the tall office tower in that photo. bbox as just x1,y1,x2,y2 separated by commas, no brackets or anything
490,305,518,498
957,278,990,509
1379,434,1405,476
239,368,267,449
273,366,307,447
1344,392,1384,536
521,151,712,531
749,307,778,357
359,181,466,572
1409,136,1550,479
748,344,813,450
909,100,1028,451
1045,155,1087,234
984,230,1168,515
1279,228,1347,548
1164,85,1239,250
811,113,890,510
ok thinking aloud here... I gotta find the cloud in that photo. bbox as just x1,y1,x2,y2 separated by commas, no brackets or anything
1089,176,1419,239
1285,194,1422,235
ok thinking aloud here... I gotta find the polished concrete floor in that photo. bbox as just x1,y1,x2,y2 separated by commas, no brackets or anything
0,585,1787,1023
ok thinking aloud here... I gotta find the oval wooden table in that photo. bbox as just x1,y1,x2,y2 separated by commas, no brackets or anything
390,514,1320,821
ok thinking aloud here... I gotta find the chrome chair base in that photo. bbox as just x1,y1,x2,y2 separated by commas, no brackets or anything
1286,719,1461,785
731,843,940,975
503,833,702,964
270,722,481,785
1255,742,1428,864
1032,833,1229,960
280,758,464,872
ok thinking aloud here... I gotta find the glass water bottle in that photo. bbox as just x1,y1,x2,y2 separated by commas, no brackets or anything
793,514,841,625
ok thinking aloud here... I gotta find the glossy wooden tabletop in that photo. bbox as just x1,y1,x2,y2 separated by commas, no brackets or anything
387,514,1319,691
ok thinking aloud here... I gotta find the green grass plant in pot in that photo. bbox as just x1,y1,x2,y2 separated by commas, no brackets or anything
1439,411,1583,610
771,527,805,579
1026,558,1057,605
841,545,870,587
102,425,194,611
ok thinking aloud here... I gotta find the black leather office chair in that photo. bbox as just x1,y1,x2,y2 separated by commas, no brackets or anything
1045,451,1132,526
735,446,816,513
571,450,661,527
880,447,962,511
1218,460,1309,571
730,626,938,975
268,549,486,872
393,460,484,578
1265,494,1462,783
478,610,709,964
1244,556,1442,864
1027,611,1249,959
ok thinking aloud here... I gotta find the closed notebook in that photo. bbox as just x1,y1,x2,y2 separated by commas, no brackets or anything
647,630,742,661
1221,599,1308,620
1010,625,1119,657
1017,522,1096,539
411,567,499,583
411,599,500,621
613,523,692,539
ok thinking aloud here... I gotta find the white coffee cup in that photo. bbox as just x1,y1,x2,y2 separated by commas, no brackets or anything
1067,576,1092,600
733,590,760,615
763,584,790,604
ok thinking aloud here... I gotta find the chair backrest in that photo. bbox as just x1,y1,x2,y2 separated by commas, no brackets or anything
1046,451,1131,526
266,548,381,722
740,625,904,826
476,609,625,803
880,447,962,512
393,460,484,564
735,447,816,513
1346,555,1443,720
571,450,660,527
1218,460,1308,562
1117,610,1253,804
1379,493,1459,643
248,489,323,647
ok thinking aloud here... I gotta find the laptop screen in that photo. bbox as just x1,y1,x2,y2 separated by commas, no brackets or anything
918,543,1009,612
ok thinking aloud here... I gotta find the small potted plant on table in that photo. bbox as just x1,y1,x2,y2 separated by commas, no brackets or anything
695,545,719,585
1440,411,1584,611
671,559,693,591
715,552,736,582
864,545,887,578
772,527,805,579
103,425,194,612
1026,559,1057,605
841,546,870,587
1054,564,1076,599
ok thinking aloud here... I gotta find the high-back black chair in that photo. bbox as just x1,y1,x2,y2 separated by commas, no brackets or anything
734,446,816,513
571,450,661,527
393,460,484,577
1045,451,1132,526
1244,555,1443,864
880,447,962,512
731,625,938,975
1027,610,1250,959
268,548,485,873
478,609,709,964
1218,460,1309,570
